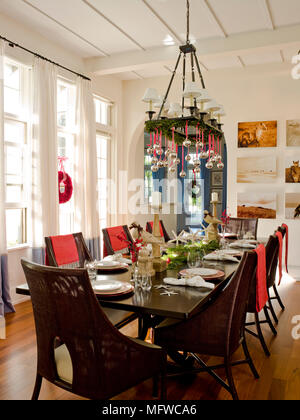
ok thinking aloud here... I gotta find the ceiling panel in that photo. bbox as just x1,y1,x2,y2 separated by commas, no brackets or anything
207,0,273,35
115,71,140,81
84,0,178,49
143,0,225,42
0,0,102,57
23,0,141,55
201,55,242,70
240,49,282,66
135,65,171,79
281,46,299,63
269,0,300,27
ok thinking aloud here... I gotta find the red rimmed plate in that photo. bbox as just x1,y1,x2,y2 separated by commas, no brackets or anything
180,268,225,281
93,282,134,299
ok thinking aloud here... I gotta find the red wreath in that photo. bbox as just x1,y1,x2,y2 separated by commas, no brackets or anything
58,157,73,204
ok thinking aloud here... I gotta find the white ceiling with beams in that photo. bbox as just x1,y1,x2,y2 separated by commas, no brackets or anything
0,0,300,80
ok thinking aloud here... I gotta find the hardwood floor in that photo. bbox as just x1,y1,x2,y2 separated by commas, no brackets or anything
1,273,300,400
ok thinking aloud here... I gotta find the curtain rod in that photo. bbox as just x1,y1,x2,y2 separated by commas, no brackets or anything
0,35,91,81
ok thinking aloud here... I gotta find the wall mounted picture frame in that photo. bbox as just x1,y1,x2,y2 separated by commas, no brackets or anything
287,120,300,147
211,171,223,187
285,193,300,219
285,157,300,183
237,156,277,183
238,121,277,148
237,192,277,219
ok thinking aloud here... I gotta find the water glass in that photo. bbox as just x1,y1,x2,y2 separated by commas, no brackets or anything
141,274,152,292
187,249,202,268
84,260,97,283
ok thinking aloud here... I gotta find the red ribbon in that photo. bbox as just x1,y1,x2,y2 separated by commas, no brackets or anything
58,157,68,182
282,224,289,273
182,145,184,171
276,231,283,285
254,244,268,313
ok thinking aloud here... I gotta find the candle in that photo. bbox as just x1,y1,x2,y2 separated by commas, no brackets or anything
212,192,218,202
152,191,162,208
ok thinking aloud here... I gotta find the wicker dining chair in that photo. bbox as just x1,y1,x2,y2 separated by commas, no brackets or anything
21,259,166,400
244,236,278,357
45,233,137,330
146,220,171,242
154,251,259,401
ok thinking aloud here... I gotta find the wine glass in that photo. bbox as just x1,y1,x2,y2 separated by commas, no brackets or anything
84,260,97,283
141,274,152,292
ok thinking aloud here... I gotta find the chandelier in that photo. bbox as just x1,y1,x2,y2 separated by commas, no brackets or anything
142,0,226,178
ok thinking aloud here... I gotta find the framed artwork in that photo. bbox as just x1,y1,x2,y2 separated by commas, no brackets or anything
211,171,223,187
237,156,277,183
285,193,300,219
287,120,300,147
285,157,300,183
237,192,276,219
238,121,277,148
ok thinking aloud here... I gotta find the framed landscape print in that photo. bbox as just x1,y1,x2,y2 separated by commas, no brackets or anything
287,120,300,147
237,192,276,219
285,157,300,183
285,193,300,219
237,156,276,183
238,121,277,148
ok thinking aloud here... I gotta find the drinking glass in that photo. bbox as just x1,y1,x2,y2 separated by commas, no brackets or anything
141,274,152,292
84,260,97,283
187,249,202,268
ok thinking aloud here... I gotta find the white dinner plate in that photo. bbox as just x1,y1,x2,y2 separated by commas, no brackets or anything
181,268,218,277
93,280,123,292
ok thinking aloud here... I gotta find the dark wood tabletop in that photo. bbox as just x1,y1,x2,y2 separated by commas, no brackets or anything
16,259,239,321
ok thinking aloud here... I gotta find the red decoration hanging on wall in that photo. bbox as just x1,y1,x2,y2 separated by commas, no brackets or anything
58,157,73,204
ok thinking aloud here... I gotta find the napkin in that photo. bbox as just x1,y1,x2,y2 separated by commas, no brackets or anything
229,241,256,249
203,253,239,263
103,255,131,265
163,276,215,290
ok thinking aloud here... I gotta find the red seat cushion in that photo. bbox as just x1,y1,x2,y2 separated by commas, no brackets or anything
147,221,164,238
50,235,79,267
254,244,268,313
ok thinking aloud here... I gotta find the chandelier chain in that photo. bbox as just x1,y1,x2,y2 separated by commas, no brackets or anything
186,0,190,44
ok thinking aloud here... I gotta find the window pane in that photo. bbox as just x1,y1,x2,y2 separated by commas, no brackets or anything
99,159,107,179
57,81,75,129
99,199,107,217
4,87,20,115
98,179,107,200
6,185,22,203
6,209,24,247
58,135,67,157
95,98,111,126
4,64,20,89
4,120,26,144
5,146,23,176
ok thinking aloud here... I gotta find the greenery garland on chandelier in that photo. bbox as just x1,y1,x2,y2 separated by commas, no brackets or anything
145,118,222,146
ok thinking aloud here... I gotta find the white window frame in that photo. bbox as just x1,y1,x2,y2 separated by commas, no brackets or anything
4,58,32,250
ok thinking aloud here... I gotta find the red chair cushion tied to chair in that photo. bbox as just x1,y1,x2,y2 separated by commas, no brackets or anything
147,221,164,238
275,231,283,285
50,235,79,267
254,244,268,313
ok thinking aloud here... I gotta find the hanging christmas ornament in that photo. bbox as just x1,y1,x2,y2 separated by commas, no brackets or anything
194,167,201,174
170,152,177,160
169,165,176,173
175,157,181,165
156,148,163,156
217,161,225,169
163,160,169,168
58,157,73,204
206,160,214,169
165,149,170,158
185,154,192,162
193,158,201,167
179,170,186,178
199,150,207,159
151,165,159,172
147,147,154,155
151,156,158,164
157,161,164,168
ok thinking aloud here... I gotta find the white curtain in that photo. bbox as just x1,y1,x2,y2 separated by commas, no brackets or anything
31,58,59,263
74,78,100,259
0,41,14,331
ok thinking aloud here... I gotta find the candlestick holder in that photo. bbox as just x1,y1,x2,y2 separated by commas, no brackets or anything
151,206,167,273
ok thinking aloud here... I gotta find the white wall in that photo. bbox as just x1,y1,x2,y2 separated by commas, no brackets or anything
122,62,300,268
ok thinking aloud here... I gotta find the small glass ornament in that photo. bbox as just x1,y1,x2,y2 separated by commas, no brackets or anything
179,170,186,178
170,152,177,160
175,157,181,165
165,149,170,158
198,142,204,149
147,147,154,155
156,148,163,156
205,160,214,169
193,159,201,167
199,151,207,159
208,149,215,158
151,165,159,172
169,166,176,173
194,167,201,174
153,143,160,151
151,156,158,164
163,160,169,168
217,161,225,169
183,139,192,148
211,155,218,163
157,161,164,168
185,154,192,162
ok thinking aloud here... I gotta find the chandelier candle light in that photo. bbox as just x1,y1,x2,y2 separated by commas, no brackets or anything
151,191,167,273
142,0,226,179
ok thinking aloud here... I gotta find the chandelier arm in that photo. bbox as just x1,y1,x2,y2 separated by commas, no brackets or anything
158,52,182,119
193,51,206,90
186,0,190,45
182,53,186,115
190,52,197,109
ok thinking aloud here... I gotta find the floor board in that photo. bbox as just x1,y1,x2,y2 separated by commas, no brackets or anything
1,272,300,400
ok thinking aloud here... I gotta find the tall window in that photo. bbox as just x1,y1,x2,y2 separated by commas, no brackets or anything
94,96,113,238
4,60,30,248
57,79,76,234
